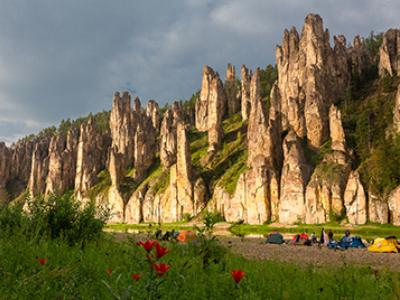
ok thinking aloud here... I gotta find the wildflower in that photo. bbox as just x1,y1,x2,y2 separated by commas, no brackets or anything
37,258,47,266
105,268,113,275
137,240,158,252
155,243,169,259
131,273,141,280
152,263,170,276
231,269,245,283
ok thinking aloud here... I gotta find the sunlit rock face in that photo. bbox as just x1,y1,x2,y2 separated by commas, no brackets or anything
389,186,400,226
74,117,108,199
379,29,400,77
195,65,225,158
240,65,251,121
276,14,350,149
224,63,240,116
279,131,311,225
45,128,79,195
344,170,367,225
28,138,52,196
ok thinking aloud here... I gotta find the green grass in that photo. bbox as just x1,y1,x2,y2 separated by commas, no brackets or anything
230,223,400,240
1,233,399,299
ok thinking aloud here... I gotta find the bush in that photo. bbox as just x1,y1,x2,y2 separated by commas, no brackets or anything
0,192,109,247
202,211,224,231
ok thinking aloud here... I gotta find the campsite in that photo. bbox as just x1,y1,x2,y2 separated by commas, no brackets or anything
2,1,400,299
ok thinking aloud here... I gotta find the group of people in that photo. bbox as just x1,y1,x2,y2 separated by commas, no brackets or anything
267,229,365,249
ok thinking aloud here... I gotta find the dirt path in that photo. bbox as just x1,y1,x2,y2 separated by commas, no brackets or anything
218,236,400,272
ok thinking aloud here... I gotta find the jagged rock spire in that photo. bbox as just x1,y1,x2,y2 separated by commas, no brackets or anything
146,100,161,132
240,65,251,121
279,131,311,224
74,117,108,199
225,63,240,115
276,13,350,148
45,128,78,195
379,29,400,77
195,65,226,158
344,170,367,225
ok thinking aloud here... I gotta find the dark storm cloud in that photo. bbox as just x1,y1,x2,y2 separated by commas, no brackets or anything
0,0,399,143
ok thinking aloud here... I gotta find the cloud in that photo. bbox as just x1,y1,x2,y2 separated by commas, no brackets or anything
0,0,398,142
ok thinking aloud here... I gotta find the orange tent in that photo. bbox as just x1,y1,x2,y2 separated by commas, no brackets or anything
176,230,196,243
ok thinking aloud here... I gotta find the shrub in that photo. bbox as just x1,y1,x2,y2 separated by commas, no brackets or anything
0,192,109,247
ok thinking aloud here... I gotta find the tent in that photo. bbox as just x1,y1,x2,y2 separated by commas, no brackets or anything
266,232,285,244
368,237,400,253
338,236,365,249
176,230,196,243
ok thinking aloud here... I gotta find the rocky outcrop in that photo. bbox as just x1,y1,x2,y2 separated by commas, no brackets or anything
45,129,78,195
393,84,400,133
160,108,178,168
109,92,134,168
368,191,389,224
305,175,331,224
195,65,225,156
10,140,35,184
74,117,108,199
168,120,195,220
247,68,270,167
305,165,347,224
133,112,157,180
279,131,311,224
276,14,350,149
28,141,50,196
344,170,367,224
388,186,400,225
379,29,400,77
0,143,11,190
146,100,161,132
347,36,369,77
224,64,240,115
329,105,347,165
240,65,251,121
134,96,141,113
125,118,205,223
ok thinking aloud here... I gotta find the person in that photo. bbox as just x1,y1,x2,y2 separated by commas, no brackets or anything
320,228,329,245
310,232,318,244
339,230,353,249
327,230,339,249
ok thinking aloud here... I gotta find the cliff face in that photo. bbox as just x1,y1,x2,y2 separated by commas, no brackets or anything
3,13,400,226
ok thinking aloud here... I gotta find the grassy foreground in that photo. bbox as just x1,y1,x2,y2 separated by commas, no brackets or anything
1,233,400,299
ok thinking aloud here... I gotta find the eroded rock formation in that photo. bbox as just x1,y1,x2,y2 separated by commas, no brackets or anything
344,170,367,225
195,65,225,157
74,117,108,199
379,29,400,77
225,64,240,115
28,140,51,196
241,65,251,121
276,14,350,148
279,131,311,224
45,129,78,195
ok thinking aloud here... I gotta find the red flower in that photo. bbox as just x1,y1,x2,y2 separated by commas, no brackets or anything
105,268,113,275
131,273,141,281
155,243,169,259
231,269,245,283
153,263,170,276
137,240,158,252
37,258,47,266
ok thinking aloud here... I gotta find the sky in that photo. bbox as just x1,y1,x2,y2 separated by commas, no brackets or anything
0,0,399,144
